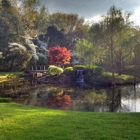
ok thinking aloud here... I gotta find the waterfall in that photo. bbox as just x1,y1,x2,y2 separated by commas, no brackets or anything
75,70,84,84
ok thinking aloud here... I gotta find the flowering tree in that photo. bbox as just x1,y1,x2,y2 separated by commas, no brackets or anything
47,46,72,66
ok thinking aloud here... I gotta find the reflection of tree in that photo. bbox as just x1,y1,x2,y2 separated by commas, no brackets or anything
84,92,107,103
120,86,137,112
74,91,107,111
47,94,72,110
108,88,121,112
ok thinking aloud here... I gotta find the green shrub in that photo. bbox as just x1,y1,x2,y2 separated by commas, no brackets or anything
0,97,12,102
86,64,105,75
49,87,63,95
48,65,63,76
94,66,105,75
73,65,86,70
85,64,95,71
64,67,73,73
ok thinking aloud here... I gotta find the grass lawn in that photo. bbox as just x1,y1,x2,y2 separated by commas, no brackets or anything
0,103,140,140
101,72,139,85
122,65,140,79
0,72,23,83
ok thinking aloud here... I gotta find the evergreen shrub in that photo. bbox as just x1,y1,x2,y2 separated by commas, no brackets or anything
86,64,105,75
73,65,86,70
48,65,63,76
94,66,105,75
64,67,73,73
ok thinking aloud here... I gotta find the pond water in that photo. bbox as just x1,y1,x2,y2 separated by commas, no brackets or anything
0,78,140,112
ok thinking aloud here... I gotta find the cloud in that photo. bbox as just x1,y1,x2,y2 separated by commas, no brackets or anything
41,0,140,19
130,7,140,26
85,15,102,24
41,0,113,18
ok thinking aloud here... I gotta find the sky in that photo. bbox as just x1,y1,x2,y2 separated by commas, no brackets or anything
40,0,140,25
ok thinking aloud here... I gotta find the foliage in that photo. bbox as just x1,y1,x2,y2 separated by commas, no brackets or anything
36,53,48,65
7,0,50,37
122,65,140,79
0,3,140,81
0,50,32,71
49,87,63,95
89,6,133,85
64,67,73,73
48,65,63,76
48,46,72,66
85,64,95,71
22,0,40,36
75,39,95,64
45,25,67,47
86,65,105,75
0,7,24,52
0,0,50,71
0,97,12,102
102,72,138,85
0,72,23,77
94,66,105,75
73,65,86,70
1,0,11,8
49,12,88,49
0,72,23,83
24,0,40,9
34,5,50,34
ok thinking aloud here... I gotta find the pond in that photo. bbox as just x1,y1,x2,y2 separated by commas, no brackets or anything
0,78,140,112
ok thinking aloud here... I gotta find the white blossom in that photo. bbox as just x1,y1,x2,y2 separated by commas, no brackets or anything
0,52,3,57
8,42,26,51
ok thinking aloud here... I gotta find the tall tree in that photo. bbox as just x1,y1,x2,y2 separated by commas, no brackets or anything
89,6,132,86
0,1,25,53
49,12,88,50
20,0,50,37
1,49,32,71
1,0,11,8
45,25,67,47
75,39,94,64
34,5,50,34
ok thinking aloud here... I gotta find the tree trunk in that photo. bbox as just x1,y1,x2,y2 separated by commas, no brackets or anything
10,58,15,72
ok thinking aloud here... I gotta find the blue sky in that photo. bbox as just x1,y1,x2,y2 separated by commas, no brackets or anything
40,0,140,25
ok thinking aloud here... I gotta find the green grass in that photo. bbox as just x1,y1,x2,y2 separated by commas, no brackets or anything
0,72,23,77
0,72,23,83
122,65,140,79
102,72,138,85
0,103,140,140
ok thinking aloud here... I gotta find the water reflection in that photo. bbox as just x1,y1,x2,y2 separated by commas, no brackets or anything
0,80,140,112
47,94,72,110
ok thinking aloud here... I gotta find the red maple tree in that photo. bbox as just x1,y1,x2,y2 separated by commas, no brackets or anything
47,46,72,66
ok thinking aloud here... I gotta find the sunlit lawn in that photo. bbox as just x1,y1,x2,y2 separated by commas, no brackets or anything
0,72,23,83
102,72,138,84
0,103,140,140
